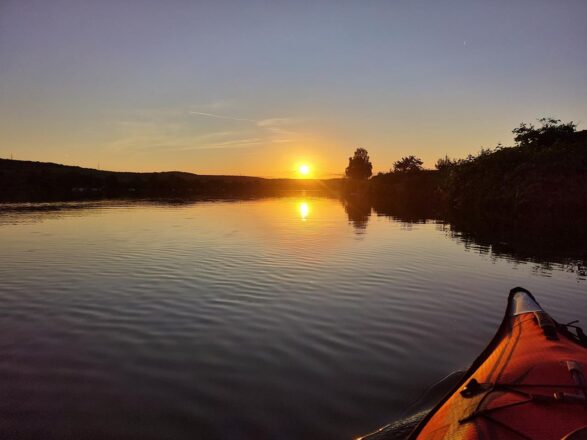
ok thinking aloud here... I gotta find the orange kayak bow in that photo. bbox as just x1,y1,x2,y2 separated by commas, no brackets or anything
406,287,587,439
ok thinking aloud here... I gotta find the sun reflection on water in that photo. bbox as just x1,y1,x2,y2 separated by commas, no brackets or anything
298,201,310,221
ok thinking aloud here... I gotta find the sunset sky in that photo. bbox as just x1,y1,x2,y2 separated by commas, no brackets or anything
1,0,586,178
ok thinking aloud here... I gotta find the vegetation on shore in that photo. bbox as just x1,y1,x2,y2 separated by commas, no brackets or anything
2,118,585,219
0,159,341,202
344,118,587,219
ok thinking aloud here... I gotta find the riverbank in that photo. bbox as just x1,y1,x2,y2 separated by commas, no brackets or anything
0,159,342,201
4,124,586,215
361,129,587,220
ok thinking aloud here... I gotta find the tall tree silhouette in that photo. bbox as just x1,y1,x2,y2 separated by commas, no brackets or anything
345,148,373,179
393,155,423,173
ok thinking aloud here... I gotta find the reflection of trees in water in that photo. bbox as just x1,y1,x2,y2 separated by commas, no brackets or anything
370,201,587,280
341,197,371,232
563,262,587,278
448,223,587,280
445,216,587,260
0,201,122,226
370,198,436,224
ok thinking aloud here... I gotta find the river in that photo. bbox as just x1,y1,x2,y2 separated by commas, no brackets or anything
0,197,585,439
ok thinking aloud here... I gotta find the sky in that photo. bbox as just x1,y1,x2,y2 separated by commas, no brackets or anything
1,0,586,178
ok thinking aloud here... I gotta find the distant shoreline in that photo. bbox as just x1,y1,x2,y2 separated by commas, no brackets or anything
3,124,587,222
0,158,342,202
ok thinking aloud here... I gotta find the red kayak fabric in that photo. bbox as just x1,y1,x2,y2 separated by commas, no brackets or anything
414,313,587,439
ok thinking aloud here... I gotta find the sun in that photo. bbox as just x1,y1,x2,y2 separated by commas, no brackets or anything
298,164,310,176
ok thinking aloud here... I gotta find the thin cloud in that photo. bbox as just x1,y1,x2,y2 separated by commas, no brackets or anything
109,108,305,155
188,111,304,140
256,117,298,127
271,138,295,144
189,112,300,130
178,137,264,151
188,111,255,123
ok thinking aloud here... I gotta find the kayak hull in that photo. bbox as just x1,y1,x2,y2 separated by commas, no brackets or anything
409,287,587,440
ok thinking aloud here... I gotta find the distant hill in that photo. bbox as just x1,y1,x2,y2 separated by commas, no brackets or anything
0,159,341,202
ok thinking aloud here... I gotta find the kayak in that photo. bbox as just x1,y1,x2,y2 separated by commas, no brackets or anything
360,287,587,440
410,287,587,439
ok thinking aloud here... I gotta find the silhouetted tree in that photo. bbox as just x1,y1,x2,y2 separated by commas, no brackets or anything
513,117,576,147
435,155,457,171
393,155,423,173
345,148,373,179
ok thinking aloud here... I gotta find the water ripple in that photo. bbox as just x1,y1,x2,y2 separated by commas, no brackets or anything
0,198,585,439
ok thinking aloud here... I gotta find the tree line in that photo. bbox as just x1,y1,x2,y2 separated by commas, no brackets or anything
343,117,587,220
344,117,579,179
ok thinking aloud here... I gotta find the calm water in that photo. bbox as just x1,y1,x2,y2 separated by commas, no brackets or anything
1,197,585,439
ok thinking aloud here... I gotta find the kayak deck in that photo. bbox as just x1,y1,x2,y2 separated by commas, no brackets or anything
409,287,587,439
